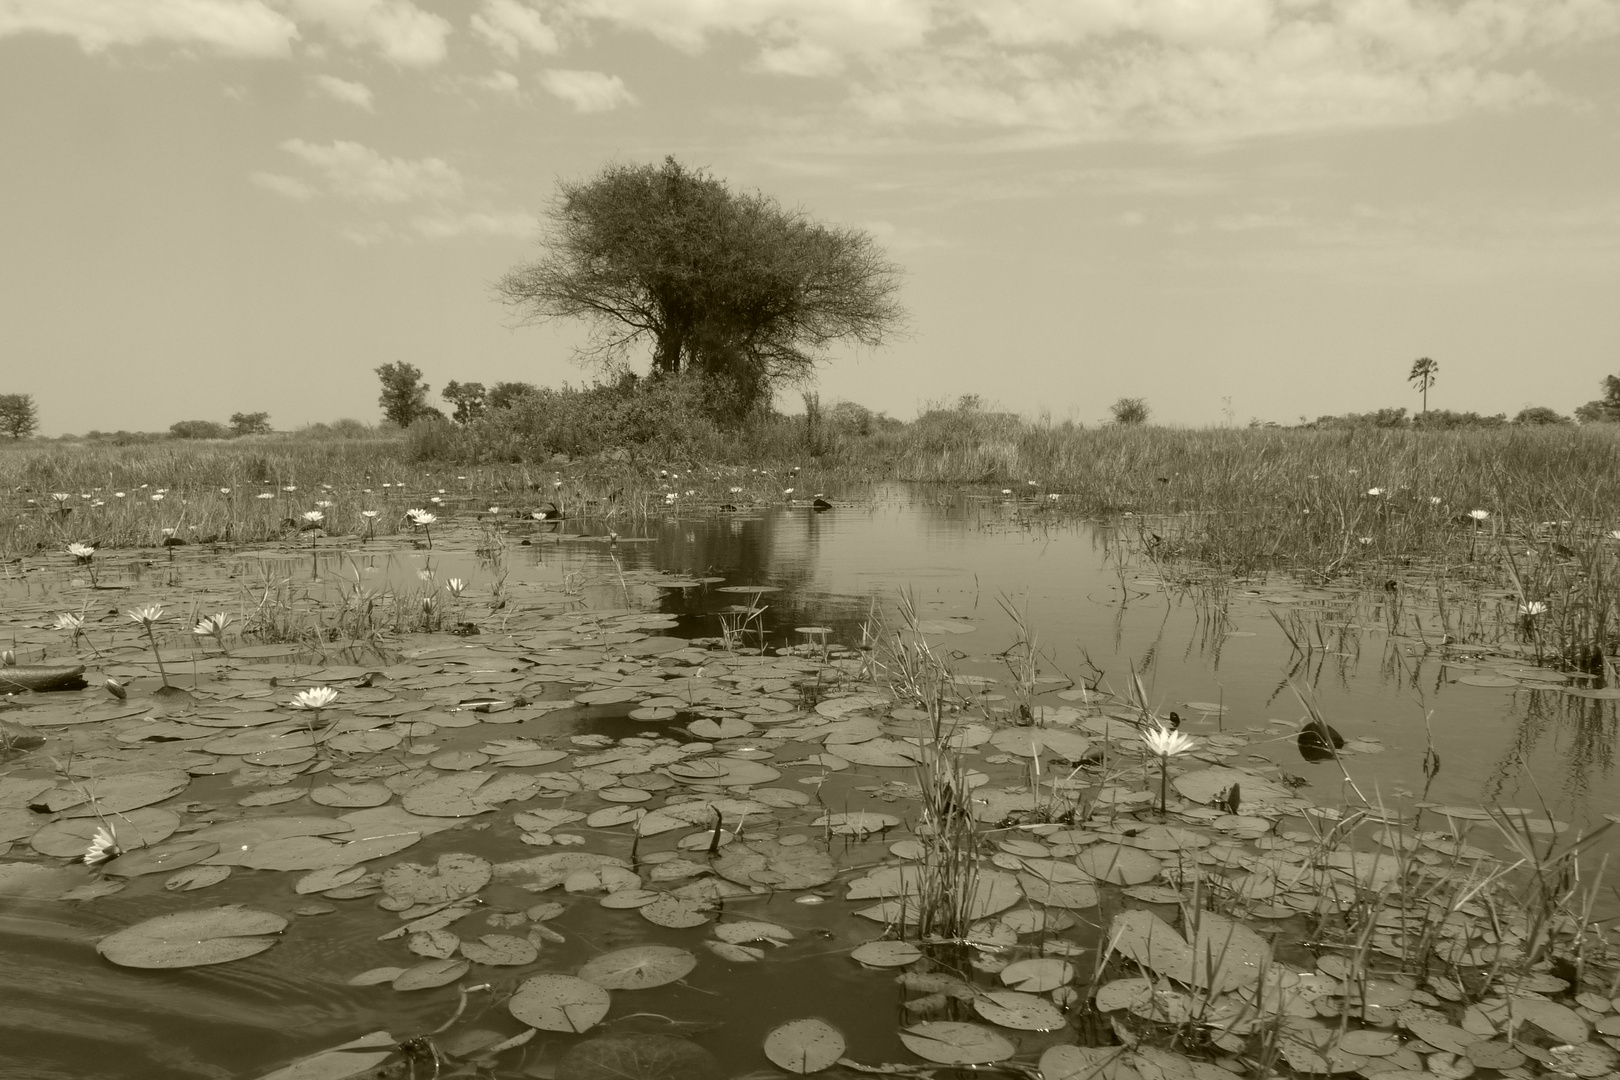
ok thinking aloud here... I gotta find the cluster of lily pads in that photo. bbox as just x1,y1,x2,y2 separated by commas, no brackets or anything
1,521,1618,1080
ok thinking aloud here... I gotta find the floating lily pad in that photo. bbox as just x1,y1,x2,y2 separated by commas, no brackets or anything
255,1031,397,1080
382,853,491,906
392,957,470,991
578,945,696,989
972,989,1066,1031
97,905,286,968
556,1034,720,1080
714,837,836,890
899,1022,1014,1065
851,941,921,967
764,1018,846,1074
30,807,179,858
509,973,611,1033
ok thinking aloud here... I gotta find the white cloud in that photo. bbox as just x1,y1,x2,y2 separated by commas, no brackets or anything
752,39,843,77
530,0,1620,140
539,68,637,112
279,138,462,202
310,72,374,109
0,0,297,56
411,209,534,239
251,171,316,200
281,0,450,66
476,69,522,97
470,0,558,57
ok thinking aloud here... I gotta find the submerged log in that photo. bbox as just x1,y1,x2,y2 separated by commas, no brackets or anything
0,665,88,692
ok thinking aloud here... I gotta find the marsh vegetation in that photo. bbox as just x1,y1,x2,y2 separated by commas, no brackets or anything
1,423,1619,1080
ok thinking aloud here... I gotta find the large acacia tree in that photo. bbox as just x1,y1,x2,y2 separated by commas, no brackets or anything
496,157,904,420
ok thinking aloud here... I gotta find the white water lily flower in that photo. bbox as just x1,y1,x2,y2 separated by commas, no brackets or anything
446,578,468,597
66,542,95,560
406,508,436,525
126,605,164,627
257,492,274,500
291,686,338,710
84,826,120,866
54,612,85,631
282,486,297,492
360,510,381,519
1140,724,1197,759
220,487,231,494
315,500,333,509
1608,530,1620,541
1367,487,1384,496
149,493,164,502
1469,509,1490,521
1519,601,1548,617
301,510,324,524
194,613,231,637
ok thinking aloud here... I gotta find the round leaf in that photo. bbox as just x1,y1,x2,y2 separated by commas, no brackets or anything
556,1034,718,1080
899,1022,1014,1065
509,973,611,1033
578,945,696,989
97,905,286,968
764,1018,846,1074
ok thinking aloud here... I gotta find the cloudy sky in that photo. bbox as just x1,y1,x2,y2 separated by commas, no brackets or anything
3,0,1618,434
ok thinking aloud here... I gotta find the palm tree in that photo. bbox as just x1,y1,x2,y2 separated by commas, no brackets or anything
1408,357,1439,416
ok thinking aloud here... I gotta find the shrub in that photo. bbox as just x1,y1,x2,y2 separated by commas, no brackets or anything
169,420,231,440
1513,406,1571,426
1109,397,1150,425
407,373,729,463
229,411,272,436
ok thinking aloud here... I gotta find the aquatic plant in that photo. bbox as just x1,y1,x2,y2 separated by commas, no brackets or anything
406,507,436,548
124,604,170,687
192,612,232,655
290,685,338,731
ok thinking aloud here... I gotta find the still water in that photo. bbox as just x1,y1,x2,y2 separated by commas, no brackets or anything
1,482,1612,1079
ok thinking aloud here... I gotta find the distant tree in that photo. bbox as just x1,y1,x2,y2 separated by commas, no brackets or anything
442,380,488,424
486,381,538,410
229,411,272,436
496,156,906,422
1408,357,1439,416
375,362,431,427
170,420,231,439
1513,406,1571,426
0,393,39,438
1109,397,1150,426
1575,375,1620,423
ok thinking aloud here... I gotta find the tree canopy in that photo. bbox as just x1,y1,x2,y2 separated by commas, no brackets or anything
1575,375,1620,423
0,393,38,439
496,157,905,420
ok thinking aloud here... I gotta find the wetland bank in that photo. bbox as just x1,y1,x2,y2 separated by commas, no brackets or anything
4,430,1620,1080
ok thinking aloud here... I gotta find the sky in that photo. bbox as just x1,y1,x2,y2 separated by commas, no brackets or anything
2,0,1619,435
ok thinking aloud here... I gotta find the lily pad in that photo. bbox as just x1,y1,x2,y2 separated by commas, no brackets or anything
392,957,471,991
899,1021,1014,1065
97,904,287,968
578,945,696,990
714,837,836,890
557,1034,720,1080
764,1018,846,1074
30,807,179,858
382,853,491,906
509,973,611,1033
972,989,1066,1031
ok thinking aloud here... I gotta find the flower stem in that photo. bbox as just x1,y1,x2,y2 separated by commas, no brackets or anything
1158,755,1168,816
144,625,170,687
